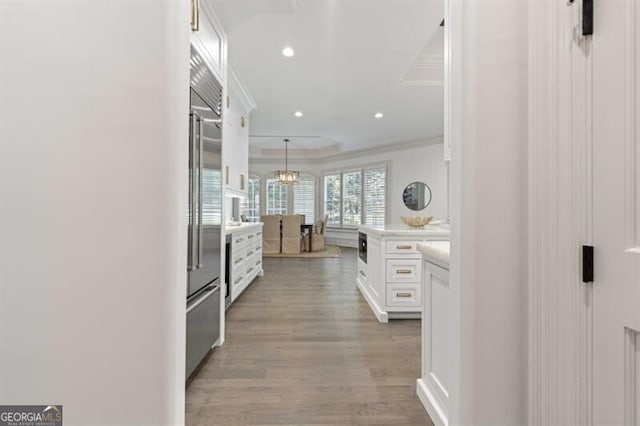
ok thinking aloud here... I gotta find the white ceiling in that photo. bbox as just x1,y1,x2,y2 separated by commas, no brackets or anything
212,0,444,159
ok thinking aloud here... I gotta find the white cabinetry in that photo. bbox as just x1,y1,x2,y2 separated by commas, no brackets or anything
190,4,255,197
356,225,450,323
418,259,450,426
416,241,451,426
222,68,256,196
227,224,263,303
191,1,227,86
357,236,383,312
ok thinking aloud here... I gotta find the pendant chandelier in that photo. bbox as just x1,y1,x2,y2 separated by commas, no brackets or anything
274,138,299,184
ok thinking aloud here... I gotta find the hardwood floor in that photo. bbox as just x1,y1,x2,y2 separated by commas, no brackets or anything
185,248,433,426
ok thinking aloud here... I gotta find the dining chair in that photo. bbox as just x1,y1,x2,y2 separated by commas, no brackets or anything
261,215,281,254
311,215,327,252
282,214,303,254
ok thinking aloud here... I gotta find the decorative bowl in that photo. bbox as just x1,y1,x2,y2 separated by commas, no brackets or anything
400,216,434,228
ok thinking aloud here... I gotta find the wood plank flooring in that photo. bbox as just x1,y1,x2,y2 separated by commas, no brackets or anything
185,248,433,425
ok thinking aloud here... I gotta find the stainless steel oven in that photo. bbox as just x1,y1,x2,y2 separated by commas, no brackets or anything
358,232,367,263
224,234,231,309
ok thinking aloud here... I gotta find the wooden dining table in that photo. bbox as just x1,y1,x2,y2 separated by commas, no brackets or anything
301,224,314,252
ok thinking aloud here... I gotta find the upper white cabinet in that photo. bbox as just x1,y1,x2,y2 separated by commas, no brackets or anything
191,0,227,86
223,68,256,195
190,2,256,196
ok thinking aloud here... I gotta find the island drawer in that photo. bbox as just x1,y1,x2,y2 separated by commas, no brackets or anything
385,240,420,254
232,233,252,249
386,259,422,282
386,283,421,307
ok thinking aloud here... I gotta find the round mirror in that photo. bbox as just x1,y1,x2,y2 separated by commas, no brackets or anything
402,181,432,211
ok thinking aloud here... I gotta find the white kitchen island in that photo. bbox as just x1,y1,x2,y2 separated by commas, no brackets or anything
356,224,450,322
416,241,451,426
225,223,264,305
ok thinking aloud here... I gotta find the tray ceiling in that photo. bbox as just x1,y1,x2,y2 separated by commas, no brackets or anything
212,0,444,158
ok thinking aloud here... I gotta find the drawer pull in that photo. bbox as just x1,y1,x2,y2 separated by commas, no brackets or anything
235,238,244,244
396,269,412,274
191,0,200,31
247,251,254,257
396,245,412,250
255,260,261,266
248,235,255,239
246,267,253,274
234,257,243,264
396,292,412,298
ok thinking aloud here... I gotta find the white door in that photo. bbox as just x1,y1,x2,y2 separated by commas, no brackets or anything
592,0,640,423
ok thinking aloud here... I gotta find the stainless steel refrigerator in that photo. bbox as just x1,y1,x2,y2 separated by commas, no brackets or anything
186,45,223,380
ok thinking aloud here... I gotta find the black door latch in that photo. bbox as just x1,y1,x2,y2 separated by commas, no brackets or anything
583,245,594,283
568,0,593,36
582,0,593,35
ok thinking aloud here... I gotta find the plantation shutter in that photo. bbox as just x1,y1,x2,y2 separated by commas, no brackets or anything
241,176,260,222
323,173,341,226
265,178,288,215
342,170,362,226
293,175,316,224
363,166,386,227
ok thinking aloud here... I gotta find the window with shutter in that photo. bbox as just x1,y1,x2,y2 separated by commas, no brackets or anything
241,175,260,222
266,178,288,215
322,165,386,228
323,173,341,226
363,166,386,227
293,175,315,224
342,170,362,226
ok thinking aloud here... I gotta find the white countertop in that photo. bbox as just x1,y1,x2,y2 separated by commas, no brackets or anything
359,224,451,238
224,222,262,234
418,241,450,270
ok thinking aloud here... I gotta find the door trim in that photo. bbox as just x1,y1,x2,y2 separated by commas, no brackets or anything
528,0,594,424
624,0,640,252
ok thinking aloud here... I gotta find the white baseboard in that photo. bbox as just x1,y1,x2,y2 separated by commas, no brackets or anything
326,237,357,248
326,228,358,248
355,277,388,323
389,312,421,319
416,378,448,426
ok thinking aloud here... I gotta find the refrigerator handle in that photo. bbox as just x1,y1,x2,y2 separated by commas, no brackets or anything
186,285,218,314
188,111,197,271
197,115,204,269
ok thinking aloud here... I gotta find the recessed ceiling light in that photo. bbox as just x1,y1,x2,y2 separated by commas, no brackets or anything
374,112,384,119
282,46,295,57
294,111,303,117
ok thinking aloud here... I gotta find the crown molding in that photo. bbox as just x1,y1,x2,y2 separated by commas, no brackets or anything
317,136,443,163
249,144,342,160
228,66,257,111
249,136,443,165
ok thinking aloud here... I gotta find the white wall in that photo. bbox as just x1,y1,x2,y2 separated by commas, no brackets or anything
250,140,446,226
320,143,447,224
0,1,189,425
449,0,528,424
